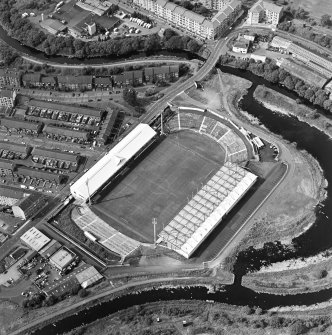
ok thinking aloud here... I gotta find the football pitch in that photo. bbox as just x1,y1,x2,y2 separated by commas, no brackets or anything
91,131,226,243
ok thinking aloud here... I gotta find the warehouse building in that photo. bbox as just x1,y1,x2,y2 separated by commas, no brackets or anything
49,247,76,271
75,265,103,288
40,19,67,35
12,193,47,220
20,227,50,251
39,239,62,259
70,123,156,202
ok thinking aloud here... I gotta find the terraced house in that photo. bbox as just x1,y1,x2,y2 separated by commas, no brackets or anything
133,0,241,39
0,69,20,88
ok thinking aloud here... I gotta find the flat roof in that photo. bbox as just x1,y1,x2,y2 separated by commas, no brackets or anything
39,239,62,258
70,123,156,201
20,227,50,252
49,247,75,270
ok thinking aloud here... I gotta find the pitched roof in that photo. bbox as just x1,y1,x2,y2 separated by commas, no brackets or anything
0,69,20,79
173,6,186,15
0,89,14,98
155,0,167,7
28,100,102,118
32,147,79,162
184,10,205,23
95,77,111,85
57,75,93,85
0,158,14,170
1,117,42,131
44,125,89,139
22,73,41,82
0,186,24,199
41,76,56,84
0,141,31,153
16,165,64,182
165,2,177,11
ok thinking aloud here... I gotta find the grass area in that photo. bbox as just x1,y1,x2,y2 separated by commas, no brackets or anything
92,131,225,243
254,85,332,138
242,250,332,294
0,301,23,335
290,0,332,19
63,300,332,335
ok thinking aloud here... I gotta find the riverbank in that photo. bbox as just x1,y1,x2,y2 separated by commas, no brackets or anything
62,300,332,335
217,72,327,250
242,248,332,295
5,272,234,335
253,85,332,139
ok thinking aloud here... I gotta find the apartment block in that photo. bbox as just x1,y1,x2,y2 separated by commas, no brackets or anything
247,0,282,25
133,0,241,40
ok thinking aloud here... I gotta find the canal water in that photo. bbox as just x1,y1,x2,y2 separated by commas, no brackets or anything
3,25,332,334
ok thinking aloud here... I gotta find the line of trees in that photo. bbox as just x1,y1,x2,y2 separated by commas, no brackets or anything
219,55,332,113
0,0,201,59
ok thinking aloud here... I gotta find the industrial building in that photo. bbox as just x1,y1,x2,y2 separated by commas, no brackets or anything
158,162,257,258
49,247,76,271
38,239,62,259
20,227,51,251
76,0,113,16
12,193,47,220
75,265,103,288
70,123,157,202
40,19,67,35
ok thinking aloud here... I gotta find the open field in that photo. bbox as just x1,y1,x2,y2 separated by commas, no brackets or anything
92,131,226,243
290,0,332,19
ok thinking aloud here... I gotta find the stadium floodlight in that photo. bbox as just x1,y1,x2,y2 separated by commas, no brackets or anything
152,218,157,246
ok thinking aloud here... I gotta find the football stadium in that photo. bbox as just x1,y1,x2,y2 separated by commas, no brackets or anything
70,107,258,260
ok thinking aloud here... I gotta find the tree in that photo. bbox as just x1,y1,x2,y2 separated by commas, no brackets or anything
123,87,138,106
290,321,307,335
78,289,88,298
321,14,331,27
283,76,295,90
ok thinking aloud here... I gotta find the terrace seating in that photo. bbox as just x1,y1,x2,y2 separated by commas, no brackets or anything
200,117,217,135
228,149,248,163
167,116,181,132
210,122,229,141
179,112,203,130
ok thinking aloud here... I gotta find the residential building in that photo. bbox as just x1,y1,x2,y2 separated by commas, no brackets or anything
95,77,112,89
0,141,32,159
28,100,103,122
144,65,179,83
0,69,20,88
0,159,15,176
0,118,43,135
201,0,230,10
247,0,282,25
16,165,65,184
13,194,47,221
112,70,144,87
0,90,16,107
31,147,79,171
43,124,90,142
57,75,93,91
41,76,57,89
22,73,42,88
97,109,119,144
132,0,241,40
